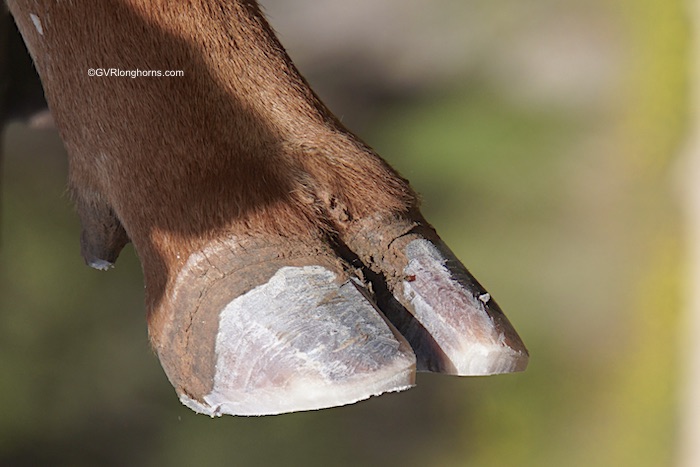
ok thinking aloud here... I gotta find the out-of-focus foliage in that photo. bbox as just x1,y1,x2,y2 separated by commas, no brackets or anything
0,0,689,465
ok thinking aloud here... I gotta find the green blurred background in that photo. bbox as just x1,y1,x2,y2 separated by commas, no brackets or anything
0,0,693,465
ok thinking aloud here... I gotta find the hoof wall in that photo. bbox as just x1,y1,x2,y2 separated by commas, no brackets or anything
155,242,416,416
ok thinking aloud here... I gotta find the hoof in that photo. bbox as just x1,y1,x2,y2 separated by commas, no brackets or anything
398,238,528,374
154,236,416,416
342,213,529,375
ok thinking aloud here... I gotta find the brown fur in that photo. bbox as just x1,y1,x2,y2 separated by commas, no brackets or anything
7,0,416,341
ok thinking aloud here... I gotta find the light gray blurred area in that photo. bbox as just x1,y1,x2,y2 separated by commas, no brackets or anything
264,0,620,123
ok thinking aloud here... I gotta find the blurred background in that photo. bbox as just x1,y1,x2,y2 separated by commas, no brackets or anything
0,0,694,465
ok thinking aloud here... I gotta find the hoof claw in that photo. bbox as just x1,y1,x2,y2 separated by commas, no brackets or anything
342,213,529,376
155,240,415,416
400,238,528,375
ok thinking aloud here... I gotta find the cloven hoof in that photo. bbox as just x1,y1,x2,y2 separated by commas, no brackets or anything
152,213,528,417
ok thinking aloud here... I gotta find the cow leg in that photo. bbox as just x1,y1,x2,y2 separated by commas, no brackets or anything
7,0,528,416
